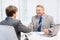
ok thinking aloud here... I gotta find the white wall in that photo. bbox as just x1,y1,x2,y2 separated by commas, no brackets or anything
0,0,60,26
0,0,2,21
58,0,60,24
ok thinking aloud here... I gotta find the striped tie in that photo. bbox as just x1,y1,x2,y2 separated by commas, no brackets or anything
37,16,42,32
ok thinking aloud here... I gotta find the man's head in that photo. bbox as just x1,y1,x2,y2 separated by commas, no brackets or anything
36,4,44,16
6,5,18,18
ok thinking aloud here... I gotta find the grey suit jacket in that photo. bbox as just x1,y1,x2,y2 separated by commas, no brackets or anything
0,17,31,40
29,14,55,34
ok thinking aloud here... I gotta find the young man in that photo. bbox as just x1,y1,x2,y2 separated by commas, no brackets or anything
0,5,31,40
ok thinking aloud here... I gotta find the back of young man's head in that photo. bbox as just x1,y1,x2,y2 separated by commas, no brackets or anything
6,5,18,17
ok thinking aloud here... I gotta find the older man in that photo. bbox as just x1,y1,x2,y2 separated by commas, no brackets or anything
29,4,55,35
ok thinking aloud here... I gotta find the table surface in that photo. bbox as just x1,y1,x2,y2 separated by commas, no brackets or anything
21,30,60,40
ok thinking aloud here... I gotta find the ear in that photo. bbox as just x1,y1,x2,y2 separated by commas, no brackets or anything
13,13,16,18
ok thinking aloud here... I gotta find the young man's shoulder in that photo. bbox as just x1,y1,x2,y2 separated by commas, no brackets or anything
12,19,21,23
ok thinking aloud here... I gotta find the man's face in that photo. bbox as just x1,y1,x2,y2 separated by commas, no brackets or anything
36,7,44,16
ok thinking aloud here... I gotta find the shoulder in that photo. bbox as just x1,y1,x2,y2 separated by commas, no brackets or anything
44,14,53,19
11,19,22,26
12,19,21,23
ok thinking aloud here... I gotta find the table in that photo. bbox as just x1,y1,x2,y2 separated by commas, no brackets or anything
21,30,60,40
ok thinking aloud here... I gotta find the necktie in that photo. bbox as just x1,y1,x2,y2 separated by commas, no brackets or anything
37,16,42,32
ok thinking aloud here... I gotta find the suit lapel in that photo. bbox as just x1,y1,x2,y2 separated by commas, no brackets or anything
35,15,39,29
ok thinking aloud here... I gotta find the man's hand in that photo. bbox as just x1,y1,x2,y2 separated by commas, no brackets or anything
42,29,49,35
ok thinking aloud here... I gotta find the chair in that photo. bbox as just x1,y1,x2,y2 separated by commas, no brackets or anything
0,25,18,40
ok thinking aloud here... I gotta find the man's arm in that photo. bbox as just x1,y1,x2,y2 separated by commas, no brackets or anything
48,16,55,34
18,21,31,33
28,17,34,31
43,16,55,35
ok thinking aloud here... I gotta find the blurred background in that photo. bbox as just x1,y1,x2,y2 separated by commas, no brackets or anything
0,0,60,26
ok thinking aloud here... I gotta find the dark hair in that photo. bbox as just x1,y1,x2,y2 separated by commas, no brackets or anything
6,5,18,17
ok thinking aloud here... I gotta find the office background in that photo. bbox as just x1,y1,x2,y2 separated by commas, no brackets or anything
0,0,60,26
